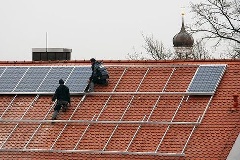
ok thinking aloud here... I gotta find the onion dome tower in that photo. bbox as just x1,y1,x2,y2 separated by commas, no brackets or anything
173,13,194,59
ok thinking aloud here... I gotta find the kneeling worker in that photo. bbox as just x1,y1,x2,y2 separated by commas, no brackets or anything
51,79,71,120
86,58,109,92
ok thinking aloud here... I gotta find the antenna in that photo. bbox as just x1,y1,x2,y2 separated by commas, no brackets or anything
46,32,48,53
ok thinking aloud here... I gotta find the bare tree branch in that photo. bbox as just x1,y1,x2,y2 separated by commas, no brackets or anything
192,40,212,59
190,0,240,47
141,33,173,60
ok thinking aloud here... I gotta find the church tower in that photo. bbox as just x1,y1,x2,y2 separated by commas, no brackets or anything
173,13,194,59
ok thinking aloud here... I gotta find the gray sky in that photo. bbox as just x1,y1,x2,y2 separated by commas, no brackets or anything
0,0,199,61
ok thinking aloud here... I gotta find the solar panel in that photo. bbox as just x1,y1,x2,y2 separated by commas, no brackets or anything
65,67,92,93
37,67,74,92
14,67,50,92
0,66,92,94
187,65,226,93
0,67,28,92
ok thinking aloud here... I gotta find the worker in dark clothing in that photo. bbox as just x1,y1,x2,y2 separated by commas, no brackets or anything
86,58,109,92
51,79,71,120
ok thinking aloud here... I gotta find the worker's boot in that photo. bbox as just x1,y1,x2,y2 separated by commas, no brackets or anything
88,82,94,92
104,79,108,86
62,104,67,112
52,110,58,121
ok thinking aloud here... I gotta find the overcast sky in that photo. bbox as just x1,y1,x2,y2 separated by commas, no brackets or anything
0,0,202,61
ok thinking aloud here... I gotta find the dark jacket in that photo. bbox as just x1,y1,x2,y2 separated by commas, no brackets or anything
89,61,109,80
52,84,70,103
89,61,101,80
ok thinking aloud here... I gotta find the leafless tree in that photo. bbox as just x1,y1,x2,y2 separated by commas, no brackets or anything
127,47,147,60
190,0,240,58
141,34,173,60
127,34,173,60
128,34,213,60
223,42,240,58
173,40,212,60
192,40,212,59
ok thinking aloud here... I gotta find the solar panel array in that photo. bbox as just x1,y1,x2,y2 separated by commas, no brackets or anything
0,66,92,94
187,65,226,93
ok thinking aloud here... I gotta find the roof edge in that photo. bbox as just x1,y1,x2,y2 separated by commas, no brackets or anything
0,59,239,65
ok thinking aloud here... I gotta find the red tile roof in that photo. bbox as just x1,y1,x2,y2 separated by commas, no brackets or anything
0,59,240,159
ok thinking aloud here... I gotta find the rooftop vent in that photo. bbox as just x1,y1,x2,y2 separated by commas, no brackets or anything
32,48,71,61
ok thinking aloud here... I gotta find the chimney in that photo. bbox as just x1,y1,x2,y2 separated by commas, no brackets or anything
32,48,72,61
232,94,239,111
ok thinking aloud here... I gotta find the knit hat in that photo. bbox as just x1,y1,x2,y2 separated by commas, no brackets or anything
90,58,96,62
59,79,64,84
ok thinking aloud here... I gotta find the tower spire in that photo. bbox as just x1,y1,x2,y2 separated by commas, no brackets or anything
181,9,185,32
